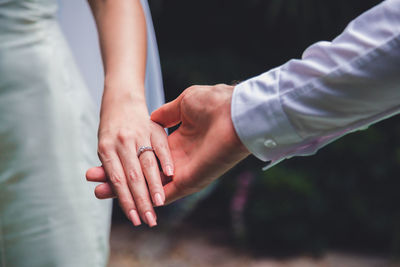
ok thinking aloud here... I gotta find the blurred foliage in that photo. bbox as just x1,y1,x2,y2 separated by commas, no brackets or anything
244,116,400,255
150,0,381,95
146,0,400,256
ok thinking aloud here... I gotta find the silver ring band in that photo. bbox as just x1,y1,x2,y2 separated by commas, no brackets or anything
137,146,154,158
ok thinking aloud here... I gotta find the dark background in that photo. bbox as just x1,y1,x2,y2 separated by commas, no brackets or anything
116,0,400,257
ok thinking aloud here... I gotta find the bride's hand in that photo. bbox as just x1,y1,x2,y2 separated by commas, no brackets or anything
96,86,173,227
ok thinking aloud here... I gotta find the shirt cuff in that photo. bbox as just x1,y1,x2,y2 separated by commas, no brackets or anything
231,68,304,163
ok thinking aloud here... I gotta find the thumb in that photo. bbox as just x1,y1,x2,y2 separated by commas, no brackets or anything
151,93,184,128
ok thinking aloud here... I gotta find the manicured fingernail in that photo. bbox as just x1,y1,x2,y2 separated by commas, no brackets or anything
166,165,174,176
145,211,157,227
154,193,164,206
129,210,141,226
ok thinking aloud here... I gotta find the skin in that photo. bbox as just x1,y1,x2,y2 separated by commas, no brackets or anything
86,84,251,205
88,0,173,227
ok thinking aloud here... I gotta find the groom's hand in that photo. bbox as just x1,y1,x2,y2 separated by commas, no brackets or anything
151,84,250,203
87,84,250,204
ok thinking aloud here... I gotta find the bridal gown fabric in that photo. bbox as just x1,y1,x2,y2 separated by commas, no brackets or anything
0,0,164,266
57,0,165,112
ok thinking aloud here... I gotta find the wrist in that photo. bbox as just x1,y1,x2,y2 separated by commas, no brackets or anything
213,84,250,157
103,79,146,102
226,96,251,157
100,84,149,119
104,72,145,92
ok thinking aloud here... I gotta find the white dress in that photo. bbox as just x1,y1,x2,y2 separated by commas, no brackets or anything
0,0,164,266
57,0,165,112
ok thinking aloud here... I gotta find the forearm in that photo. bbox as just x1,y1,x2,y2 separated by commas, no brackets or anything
88,1,168,227
232,0,400,165
88,0,147,106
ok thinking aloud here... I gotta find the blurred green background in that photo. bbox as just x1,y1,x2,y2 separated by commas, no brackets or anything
114,0,400,257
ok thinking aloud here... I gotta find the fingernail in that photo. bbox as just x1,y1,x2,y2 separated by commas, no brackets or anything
145,211,157,227
129,210,141,226
154,193,164,206
166,165,174,176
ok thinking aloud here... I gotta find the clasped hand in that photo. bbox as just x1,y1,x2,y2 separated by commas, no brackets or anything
86,84,250,227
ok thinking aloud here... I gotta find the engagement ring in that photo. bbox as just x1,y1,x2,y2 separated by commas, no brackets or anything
137,146,154,158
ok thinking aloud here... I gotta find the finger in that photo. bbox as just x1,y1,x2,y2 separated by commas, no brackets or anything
151,127,174,177
95,176,170,201
150,92,185,128
117,146,158,227
139,149,165,207
98,149,141,226
86,166,107,182
95,183,116,199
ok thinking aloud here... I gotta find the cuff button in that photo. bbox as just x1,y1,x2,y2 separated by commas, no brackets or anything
264,139,277,148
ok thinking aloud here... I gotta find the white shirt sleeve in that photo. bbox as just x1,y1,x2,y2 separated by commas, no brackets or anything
231,0,400,169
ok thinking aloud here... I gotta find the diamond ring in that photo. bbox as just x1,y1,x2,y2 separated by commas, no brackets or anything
137,146,154,158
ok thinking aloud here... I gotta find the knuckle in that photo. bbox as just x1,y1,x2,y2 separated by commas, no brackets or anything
134,195,150,207
141,157,155,169
216,83,227,88
186,85,202,96
98,139,113,155
157,142,169,152
109,172,124,186
180,94,190,107
127,169,142,184
187,85,198,91
116,129,133,144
